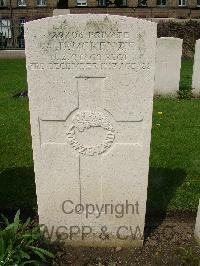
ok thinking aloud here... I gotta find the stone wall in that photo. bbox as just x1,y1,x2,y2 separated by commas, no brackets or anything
0,49,25,58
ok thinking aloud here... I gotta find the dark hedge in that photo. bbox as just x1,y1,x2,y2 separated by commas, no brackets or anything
157,20,200,58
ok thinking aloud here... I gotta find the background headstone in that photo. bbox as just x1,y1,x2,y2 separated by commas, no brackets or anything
53,9,70,16
195,200,200,245
25,14,157,247
192,39,200,97
155,37,183,96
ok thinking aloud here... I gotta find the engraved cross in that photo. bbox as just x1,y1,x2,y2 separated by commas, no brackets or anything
39,77,143,206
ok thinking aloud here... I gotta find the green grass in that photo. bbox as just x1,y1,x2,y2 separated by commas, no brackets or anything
149,99,200,212
0,59,200,214
178,59,194,99
180,59,193,90
0,60,35,211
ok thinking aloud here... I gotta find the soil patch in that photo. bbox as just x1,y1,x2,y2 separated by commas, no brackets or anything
51,212,200,266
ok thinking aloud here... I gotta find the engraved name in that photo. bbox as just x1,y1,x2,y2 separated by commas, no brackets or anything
57,41,135,52
35,28,149,72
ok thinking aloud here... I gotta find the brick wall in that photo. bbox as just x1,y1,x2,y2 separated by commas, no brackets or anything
1,0,57,9
68,0,200,7
1,0,200,24
0,0,56,22
70,7,200,18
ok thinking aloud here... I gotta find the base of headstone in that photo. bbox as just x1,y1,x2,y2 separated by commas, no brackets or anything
194,200,200,245
191,91,200,98
195,235,200,245
51,238,143,247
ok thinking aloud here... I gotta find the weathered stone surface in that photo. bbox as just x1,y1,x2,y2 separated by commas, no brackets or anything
25,14,157,247
192,39,200,97
195,200,200,245
155,37,183,96
53,9,70,16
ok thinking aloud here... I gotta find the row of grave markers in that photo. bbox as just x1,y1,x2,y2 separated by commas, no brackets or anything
21,34,200,97
155,37,200,97
47,8,200,98
24,14,199,247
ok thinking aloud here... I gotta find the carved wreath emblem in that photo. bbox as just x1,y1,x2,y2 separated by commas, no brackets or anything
66,111,115,156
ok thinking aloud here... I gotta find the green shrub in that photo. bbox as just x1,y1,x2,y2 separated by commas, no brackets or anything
178,247,200,266
178,87,192,100
0,210,54,266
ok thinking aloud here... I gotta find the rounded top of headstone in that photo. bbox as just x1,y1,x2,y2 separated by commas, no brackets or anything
25,14,157,29
158,37,183,43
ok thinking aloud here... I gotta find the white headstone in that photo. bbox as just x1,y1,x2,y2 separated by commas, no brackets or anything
192,39,200,97
195,200,200,245
53,9,70,16
25,14,157,247
155,37,183,96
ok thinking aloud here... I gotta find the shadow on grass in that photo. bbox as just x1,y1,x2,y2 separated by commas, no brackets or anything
0,167,37,219
0,166,187,235
144,167,186,240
